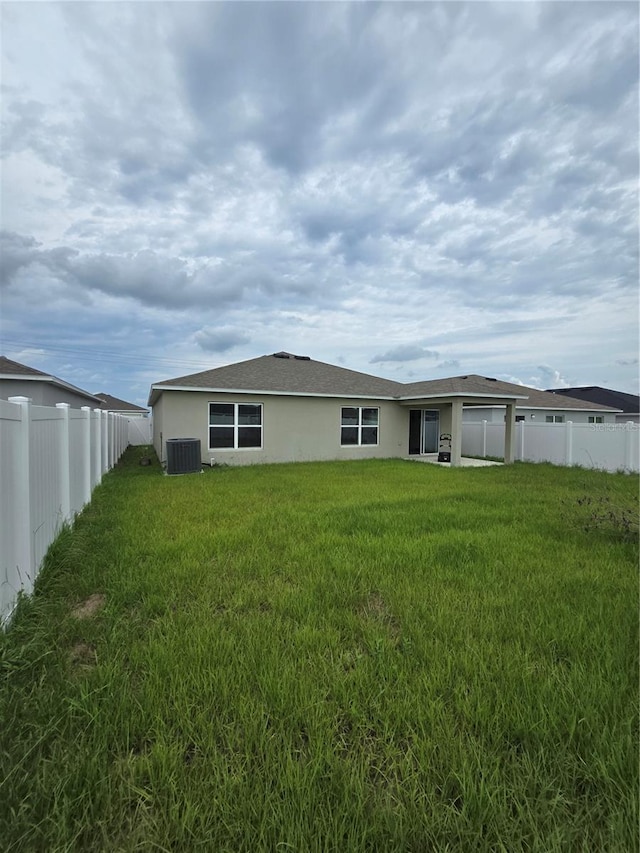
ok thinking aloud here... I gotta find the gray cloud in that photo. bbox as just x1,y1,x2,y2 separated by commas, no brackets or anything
193,326,250,353
370,345,439,364
1,2,638,401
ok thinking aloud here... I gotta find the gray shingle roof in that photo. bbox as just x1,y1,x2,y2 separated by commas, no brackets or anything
149,354,619,412
95,393,148,413
0,355,101,403
546,386,639,414
152,353,403,399
401,374,529,398
404,375,617,411
0,356,50,377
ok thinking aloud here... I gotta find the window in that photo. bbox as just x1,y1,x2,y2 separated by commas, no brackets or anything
341,407,379,446
209,403,262,449
515,415,526,422
588,416,604,424
545,415,564,423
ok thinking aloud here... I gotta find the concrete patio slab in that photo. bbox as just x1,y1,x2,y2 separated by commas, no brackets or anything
404,454,503,467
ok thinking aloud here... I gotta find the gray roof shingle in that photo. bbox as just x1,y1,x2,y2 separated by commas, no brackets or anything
94,393,148,413
153,353,403,398
0,356,50,377
149,354,619,412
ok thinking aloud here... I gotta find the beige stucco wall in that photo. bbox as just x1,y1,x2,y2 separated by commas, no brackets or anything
153,390,412,466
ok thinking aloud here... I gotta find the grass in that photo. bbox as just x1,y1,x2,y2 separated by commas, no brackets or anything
1,447,637,852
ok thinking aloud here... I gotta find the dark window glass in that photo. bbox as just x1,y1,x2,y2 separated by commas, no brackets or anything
238,404,262,426
341,427,359,445
210,427,234,448
210,404,234,425
361,427,378,445
238,427,261,448
341,408,359,426
362,408,378,426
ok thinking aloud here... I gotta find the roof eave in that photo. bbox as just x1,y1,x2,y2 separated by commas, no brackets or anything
398,391,529,403
1,372,101,403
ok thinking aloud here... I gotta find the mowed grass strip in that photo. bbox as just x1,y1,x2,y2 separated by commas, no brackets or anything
1,448,637,852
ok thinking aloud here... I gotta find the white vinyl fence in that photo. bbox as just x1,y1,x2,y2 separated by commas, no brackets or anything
1,396,129,626
127,416,152,446
463,420,639,473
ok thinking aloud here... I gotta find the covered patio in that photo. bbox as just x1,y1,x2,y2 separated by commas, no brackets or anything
397,376,529,467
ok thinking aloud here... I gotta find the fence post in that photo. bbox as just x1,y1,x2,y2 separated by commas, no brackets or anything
8,396,35,593
565,421,573,466
519,419,525,460
481,420,487,457
80,407,92,505
55,403,71,524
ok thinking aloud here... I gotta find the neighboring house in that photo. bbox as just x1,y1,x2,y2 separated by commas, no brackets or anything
149,351,544,467
546,386,640,424
94,393,149,417
461,385,619,426
0,356,102,409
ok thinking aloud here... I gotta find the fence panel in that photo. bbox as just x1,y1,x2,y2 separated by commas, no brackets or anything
0,400,24,613
1,397,129,626
30,406,65,574
69,408,89,516
463,420,639,473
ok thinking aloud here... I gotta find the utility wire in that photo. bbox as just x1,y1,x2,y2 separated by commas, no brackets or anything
0,337,220,372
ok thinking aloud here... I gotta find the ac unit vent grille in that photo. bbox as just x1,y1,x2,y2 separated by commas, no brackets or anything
166,438,201,475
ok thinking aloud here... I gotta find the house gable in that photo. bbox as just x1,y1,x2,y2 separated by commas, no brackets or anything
0,356,101,408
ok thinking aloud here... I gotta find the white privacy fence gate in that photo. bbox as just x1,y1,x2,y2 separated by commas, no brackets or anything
127,416,152,446
0,396,129,626
463,420,639,473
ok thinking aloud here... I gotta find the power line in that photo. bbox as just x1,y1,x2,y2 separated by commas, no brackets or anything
0,337,219,372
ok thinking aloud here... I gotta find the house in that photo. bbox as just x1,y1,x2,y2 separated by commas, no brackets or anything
148,351,547,467
0,356,102,409
94,393,149,417
546,386,639,424
461,386,620,426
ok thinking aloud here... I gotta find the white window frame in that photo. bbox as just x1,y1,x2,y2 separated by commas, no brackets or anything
545,415,564,423
340,406,379,447
209,402,263,451
588,416,604,424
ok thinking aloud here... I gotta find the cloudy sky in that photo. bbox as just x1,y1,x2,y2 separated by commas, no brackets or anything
1,1,638,406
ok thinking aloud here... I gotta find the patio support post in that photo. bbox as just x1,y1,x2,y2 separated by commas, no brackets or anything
451,399,463,466
504,403,515,464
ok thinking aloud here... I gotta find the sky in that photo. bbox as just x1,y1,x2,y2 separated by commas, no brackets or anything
1,1,638,408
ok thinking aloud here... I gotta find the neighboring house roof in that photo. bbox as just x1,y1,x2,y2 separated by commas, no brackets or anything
546,386,639,415
94,392,148,413
149,352,618,412
0,356,101,404
0,356,50,378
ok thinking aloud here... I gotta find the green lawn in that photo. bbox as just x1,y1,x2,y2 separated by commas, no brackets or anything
1,448,637,852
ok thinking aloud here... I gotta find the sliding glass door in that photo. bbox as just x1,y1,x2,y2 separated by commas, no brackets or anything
408,409,439,454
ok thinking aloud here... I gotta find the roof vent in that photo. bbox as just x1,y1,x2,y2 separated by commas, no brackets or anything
294,355,311,361
484,376,497,381
273,352,292,359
